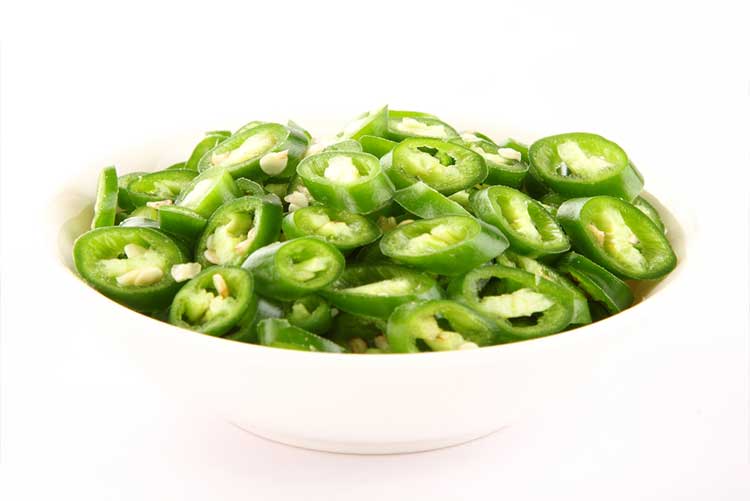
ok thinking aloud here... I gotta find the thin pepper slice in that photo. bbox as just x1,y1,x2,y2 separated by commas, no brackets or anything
393,181,470,218
242,236,345,301
321,264,443,319
157,206,207,242
226,297,284,344
359,135,398,158
448,265,574,341
379,215,509,276
387,138,487,195
330,312,388,353
257,318,346,353
73,226,187,312
632,196,665,233
497,251,591,325
196,195,282,267
169,266,257,336
282,206,381,252
117,171,148,212
126,169,198,207
91,166,119,229
387,300,501,353
338,105,388,140
528,132,643,200
185,130,231,171
198,122,308,180
284,295,333,334
456,136,528,188
175,166,240,218
556,252,634,315
297,151,395,214
471,185,570,257
557,196,676,279
385,110,459,142
235,177,266,197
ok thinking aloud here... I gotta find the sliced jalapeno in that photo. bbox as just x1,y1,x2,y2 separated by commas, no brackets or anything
257,318,345,353
380,215,508,275
73,227,186,311
557,196,676,279
297,151,395,214
632,196,665,233
117,171,148,212
556,252,634,314
497,251,591,325
393,181,470,218
235,177,265,197
226,297,284,344
359,135,398,158
330,312,388,353
196,195,282,267
457,137,528,188
126,169,198,207
448,265,574,341
169,266,257,336
498,138,530,163
529,133,643,200
281,206,381,252
284,295,333,334
91,166,118,229
471,185,570,257
385,110,458,142
321,264,443,319
157,206,207,242
242,237,345,301
185,130,231,171
175,167,239,218
387,300,501,353
198,122,308,180
387,138,487,194
338,105,388,140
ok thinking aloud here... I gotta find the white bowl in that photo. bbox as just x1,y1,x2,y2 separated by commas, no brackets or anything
48,123,690,454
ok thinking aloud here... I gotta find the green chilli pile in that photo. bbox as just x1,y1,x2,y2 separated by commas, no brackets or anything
73,106,677,353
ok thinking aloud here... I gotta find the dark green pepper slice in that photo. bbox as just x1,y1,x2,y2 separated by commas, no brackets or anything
257,318,345,353
330,312,388,353
457,136,528,188
632,195,665,233
91,166,118,229
497,251,591,325
226,297,284,344
235,178,266,197
297,151,395,214
73,227,186,312
284,295,333,334
359,135,398,158
242,237,345,301
471,185,570,257
168,266,257,336
557,196,676,279
282,206,381,252
126,169,198,207
175,167,240,218
157,206,207,242
321,264,443,319
387,138,487,195
528,132,643,200
385,111,458,141
338,105,388,140
393,181,470,218
196,195,282,267
380,216,508,276
117,171,148,212
185,130,231,171
387,300,501,353
556,252,634,314
197,122,308,180
448,265,574,341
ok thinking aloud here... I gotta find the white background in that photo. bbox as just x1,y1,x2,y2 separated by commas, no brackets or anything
1,1,748,499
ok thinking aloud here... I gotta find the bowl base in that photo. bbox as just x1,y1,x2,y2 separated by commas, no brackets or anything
230,422,506,455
